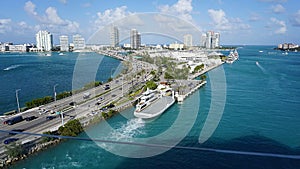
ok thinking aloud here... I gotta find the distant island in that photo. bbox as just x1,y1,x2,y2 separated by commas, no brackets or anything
275,43,300,52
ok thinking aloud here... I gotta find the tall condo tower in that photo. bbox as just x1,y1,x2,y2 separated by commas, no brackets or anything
183,34,193,47
59,35,69,52
130,29,141,49
73,34,85,50
36,30,53,51
110,26,119,47
205,31,220,49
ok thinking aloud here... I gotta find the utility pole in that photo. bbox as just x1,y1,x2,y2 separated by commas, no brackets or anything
54,84,58,102
16,89,21,113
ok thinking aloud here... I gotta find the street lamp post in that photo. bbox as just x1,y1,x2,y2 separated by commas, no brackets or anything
16,89,21,113
54,84,58,102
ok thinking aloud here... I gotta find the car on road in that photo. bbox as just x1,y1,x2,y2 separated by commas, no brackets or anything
69,101,77,106
25,116,37,121
7,116,23,125
104,86,110,90
107,103,115,108
4,138,19,144
46,116,56,120
3,119,10,125
111,94,117,98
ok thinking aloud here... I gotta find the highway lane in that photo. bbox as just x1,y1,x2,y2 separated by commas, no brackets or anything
0,58,155,155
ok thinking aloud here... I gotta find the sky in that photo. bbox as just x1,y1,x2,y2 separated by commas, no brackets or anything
0,0,299,45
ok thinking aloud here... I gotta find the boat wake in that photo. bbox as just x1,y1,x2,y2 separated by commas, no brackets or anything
110,118,145,141
3,64,21,71
3,65,21,71
256,61,267,74
99,118,145,150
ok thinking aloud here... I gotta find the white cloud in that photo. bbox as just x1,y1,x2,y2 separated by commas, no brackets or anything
271,4,285,14
24,1,37,16
270,17,287,34
208,9,250,32
0,19,12,33
290,10,300,27
208,9,229,30
45,7,66,25
95,6,129,28
24,1,80,34
158,0,193,22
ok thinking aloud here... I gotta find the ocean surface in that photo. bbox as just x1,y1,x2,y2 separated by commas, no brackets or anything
0,52,123,115
6,46,300,169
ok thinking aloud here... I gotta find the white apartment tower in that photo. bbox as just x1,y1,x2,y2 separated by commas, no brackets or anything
212,32,220,48
36,30,53,51
201,33,207,47
204,31,220,49
110,26,119,47
73,34,85,50
205,31,213,49
183,34,193,47
130,29,141,49
59,35,69,52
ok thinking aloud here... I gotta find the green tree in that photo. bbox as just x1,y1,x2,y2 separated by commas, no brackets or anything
5,142,24,158
41,131,57,143
201,74,207,81
145,80,157,90
56,91,72,100
164,72,174,80
58,119,83,137
107,77,113,82
193,64,204,74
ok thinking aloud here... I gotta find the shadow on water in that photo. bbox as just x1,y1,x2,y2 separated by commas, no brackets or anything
115,134,300,169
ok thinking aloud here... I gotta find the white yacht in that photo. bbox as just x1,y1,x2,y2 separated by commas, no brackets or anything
134,86,175,119
134,89,158,113
226,49,239,64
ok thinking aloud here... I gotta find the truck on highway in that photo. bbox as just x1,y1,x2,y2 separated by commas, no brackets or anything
83,92,91,99
7,115,23,125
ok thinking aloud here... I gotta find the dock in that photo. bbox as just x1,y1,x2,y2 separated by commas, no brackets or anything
175,80,207,103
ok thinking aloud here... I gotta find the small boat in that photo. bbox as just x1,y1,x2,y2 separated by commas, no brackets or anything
59,53,65,56
259,50,263,53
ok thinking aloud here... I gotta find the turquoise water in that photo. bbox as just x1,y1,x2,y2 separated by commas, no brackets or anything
9,46,300,168
0,52,123,115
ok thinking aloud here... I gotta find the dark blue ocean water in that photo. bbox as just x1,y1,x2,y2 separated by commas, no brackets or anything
9,46,300,169
0,52,123,115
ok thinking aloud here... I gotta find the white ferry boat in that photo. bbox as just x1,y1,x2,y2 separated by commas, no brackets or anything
226,49,239,64
134,86,175,119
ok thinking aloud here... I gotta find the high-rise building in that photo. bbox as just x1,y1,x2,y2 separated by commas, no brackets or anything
183,34,193,47
201,33,207,47
205,31,220,49
36,30,53,51
110,26,119,47
212,32,220,49
59,35,69,52
205,31,213,49
130,29,141,49
73,34,85,50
